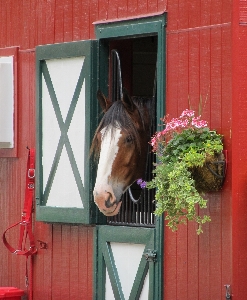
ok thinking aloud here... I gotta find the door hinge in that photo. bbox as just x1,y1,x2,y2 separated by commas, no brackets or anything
143,249,157,262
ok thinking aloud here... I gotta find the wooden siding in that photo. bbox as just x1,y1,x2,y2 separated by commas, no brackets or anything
0,0,167,48
1,0,247,299
0,1,167,299
33,224,94,299
165,0,232,299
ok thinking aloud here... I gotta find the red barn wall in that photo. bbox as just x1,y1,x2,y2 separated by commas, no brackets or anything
232,0,247,299
1,0,246,299
165,0,233,299
0,1,167,299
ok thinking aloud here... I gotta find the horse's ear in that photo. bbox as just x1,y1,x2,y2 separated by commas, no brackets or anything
97,90,112,113
122,88,135,112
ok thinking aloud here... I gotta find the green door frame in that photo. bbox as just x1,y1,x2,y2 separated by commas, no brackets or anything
94,13,167,300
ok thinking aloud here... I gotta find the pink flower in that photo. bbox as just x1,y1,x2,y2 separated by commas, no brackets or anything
192,116,208,128
180,109,195,118
180,119,189,127
150,109,210,152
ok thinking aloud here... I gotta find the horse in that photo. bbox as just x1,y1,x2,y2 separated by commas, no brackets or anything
91,89,153,217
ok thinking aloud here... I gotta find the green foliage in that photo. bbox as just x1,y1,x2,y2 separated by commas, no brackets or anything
146,112,223,234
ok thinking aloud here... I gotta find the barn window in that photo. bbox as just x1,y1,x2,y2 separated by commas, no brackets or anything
0,47,18,157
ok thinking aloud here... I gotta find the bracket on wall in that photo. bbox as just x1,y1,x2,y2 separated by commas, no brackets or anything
37,240,48,250
224,284,231,299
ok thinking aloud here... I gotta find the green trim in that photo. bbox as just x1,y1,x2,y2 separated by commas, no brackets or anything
154,21,166,300
98,225,153,243
129,258,149,299
36,40,98,224
95,15,166,39
103,242,125,299
36,206,89,224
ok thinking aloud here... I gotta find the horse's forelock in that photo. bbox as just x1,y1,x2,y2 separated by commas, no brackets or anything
91,98,152,158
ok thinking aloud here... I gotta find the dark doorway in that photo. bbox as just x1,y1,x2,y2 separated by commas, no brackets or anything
107,36,158,227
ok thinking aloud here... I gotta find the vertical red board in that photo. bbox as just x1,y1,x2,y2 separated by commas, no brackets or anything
164,227,177,299
188,30,200,111
164,22,179,300
117,0,128,19
81,0,90,40
33,222,52,300
200,0,211,26
177,31,189,112
176,225,188,298
220,23,232,296
232,0,247,298
54,0,64,43
63,0,73,42
166,32,179,116
178,0,188,30
51,225,62,299
187,220,199,299
199,29,211,119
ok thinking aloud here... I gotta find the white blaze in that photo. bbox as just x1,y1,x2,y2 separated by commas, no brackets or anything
94,125,122,192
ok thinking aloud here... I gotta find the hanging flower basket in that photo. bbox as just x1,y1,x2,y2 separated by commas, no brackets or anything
191,151,226,193
137,109,226,234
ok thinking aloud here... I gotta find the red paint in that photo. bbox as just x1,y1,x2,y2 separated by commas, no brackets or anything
0,0,244,299
0,287,24,299
232,0,247,298
165,0,232,298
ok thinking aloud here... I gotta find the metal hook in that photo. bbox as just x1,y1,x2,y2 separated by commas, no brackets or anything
37,240,48,249
224,284,231,299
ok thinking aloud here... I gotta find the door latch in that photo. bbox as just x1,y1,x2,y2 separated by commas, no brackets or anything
143,249,157,262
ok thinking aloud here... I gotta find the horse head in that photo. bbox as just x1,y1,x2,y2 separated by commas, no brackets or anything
91,89,152,216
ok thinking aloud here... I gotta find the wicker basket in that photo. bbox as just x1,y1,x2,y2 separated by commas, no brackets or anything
191,152,226,192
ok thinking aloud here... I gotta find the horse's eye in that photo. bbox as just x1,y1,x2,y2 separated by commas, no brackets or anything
125,135,133,144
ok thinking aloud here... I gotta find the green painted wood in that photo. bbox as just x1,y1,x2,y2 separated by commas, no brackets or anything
36,40,98,224
103,242,125,300
128,251,149,299
95,15,167,39
154,21,166,300
96,226,155,300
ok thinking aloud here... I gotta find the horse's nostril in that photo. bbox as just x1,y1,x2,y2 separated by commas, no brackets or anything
105,195,115,208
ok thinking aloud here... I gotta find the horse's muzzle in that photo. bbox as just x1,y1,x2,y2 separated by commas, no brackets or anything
93,186,122,216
